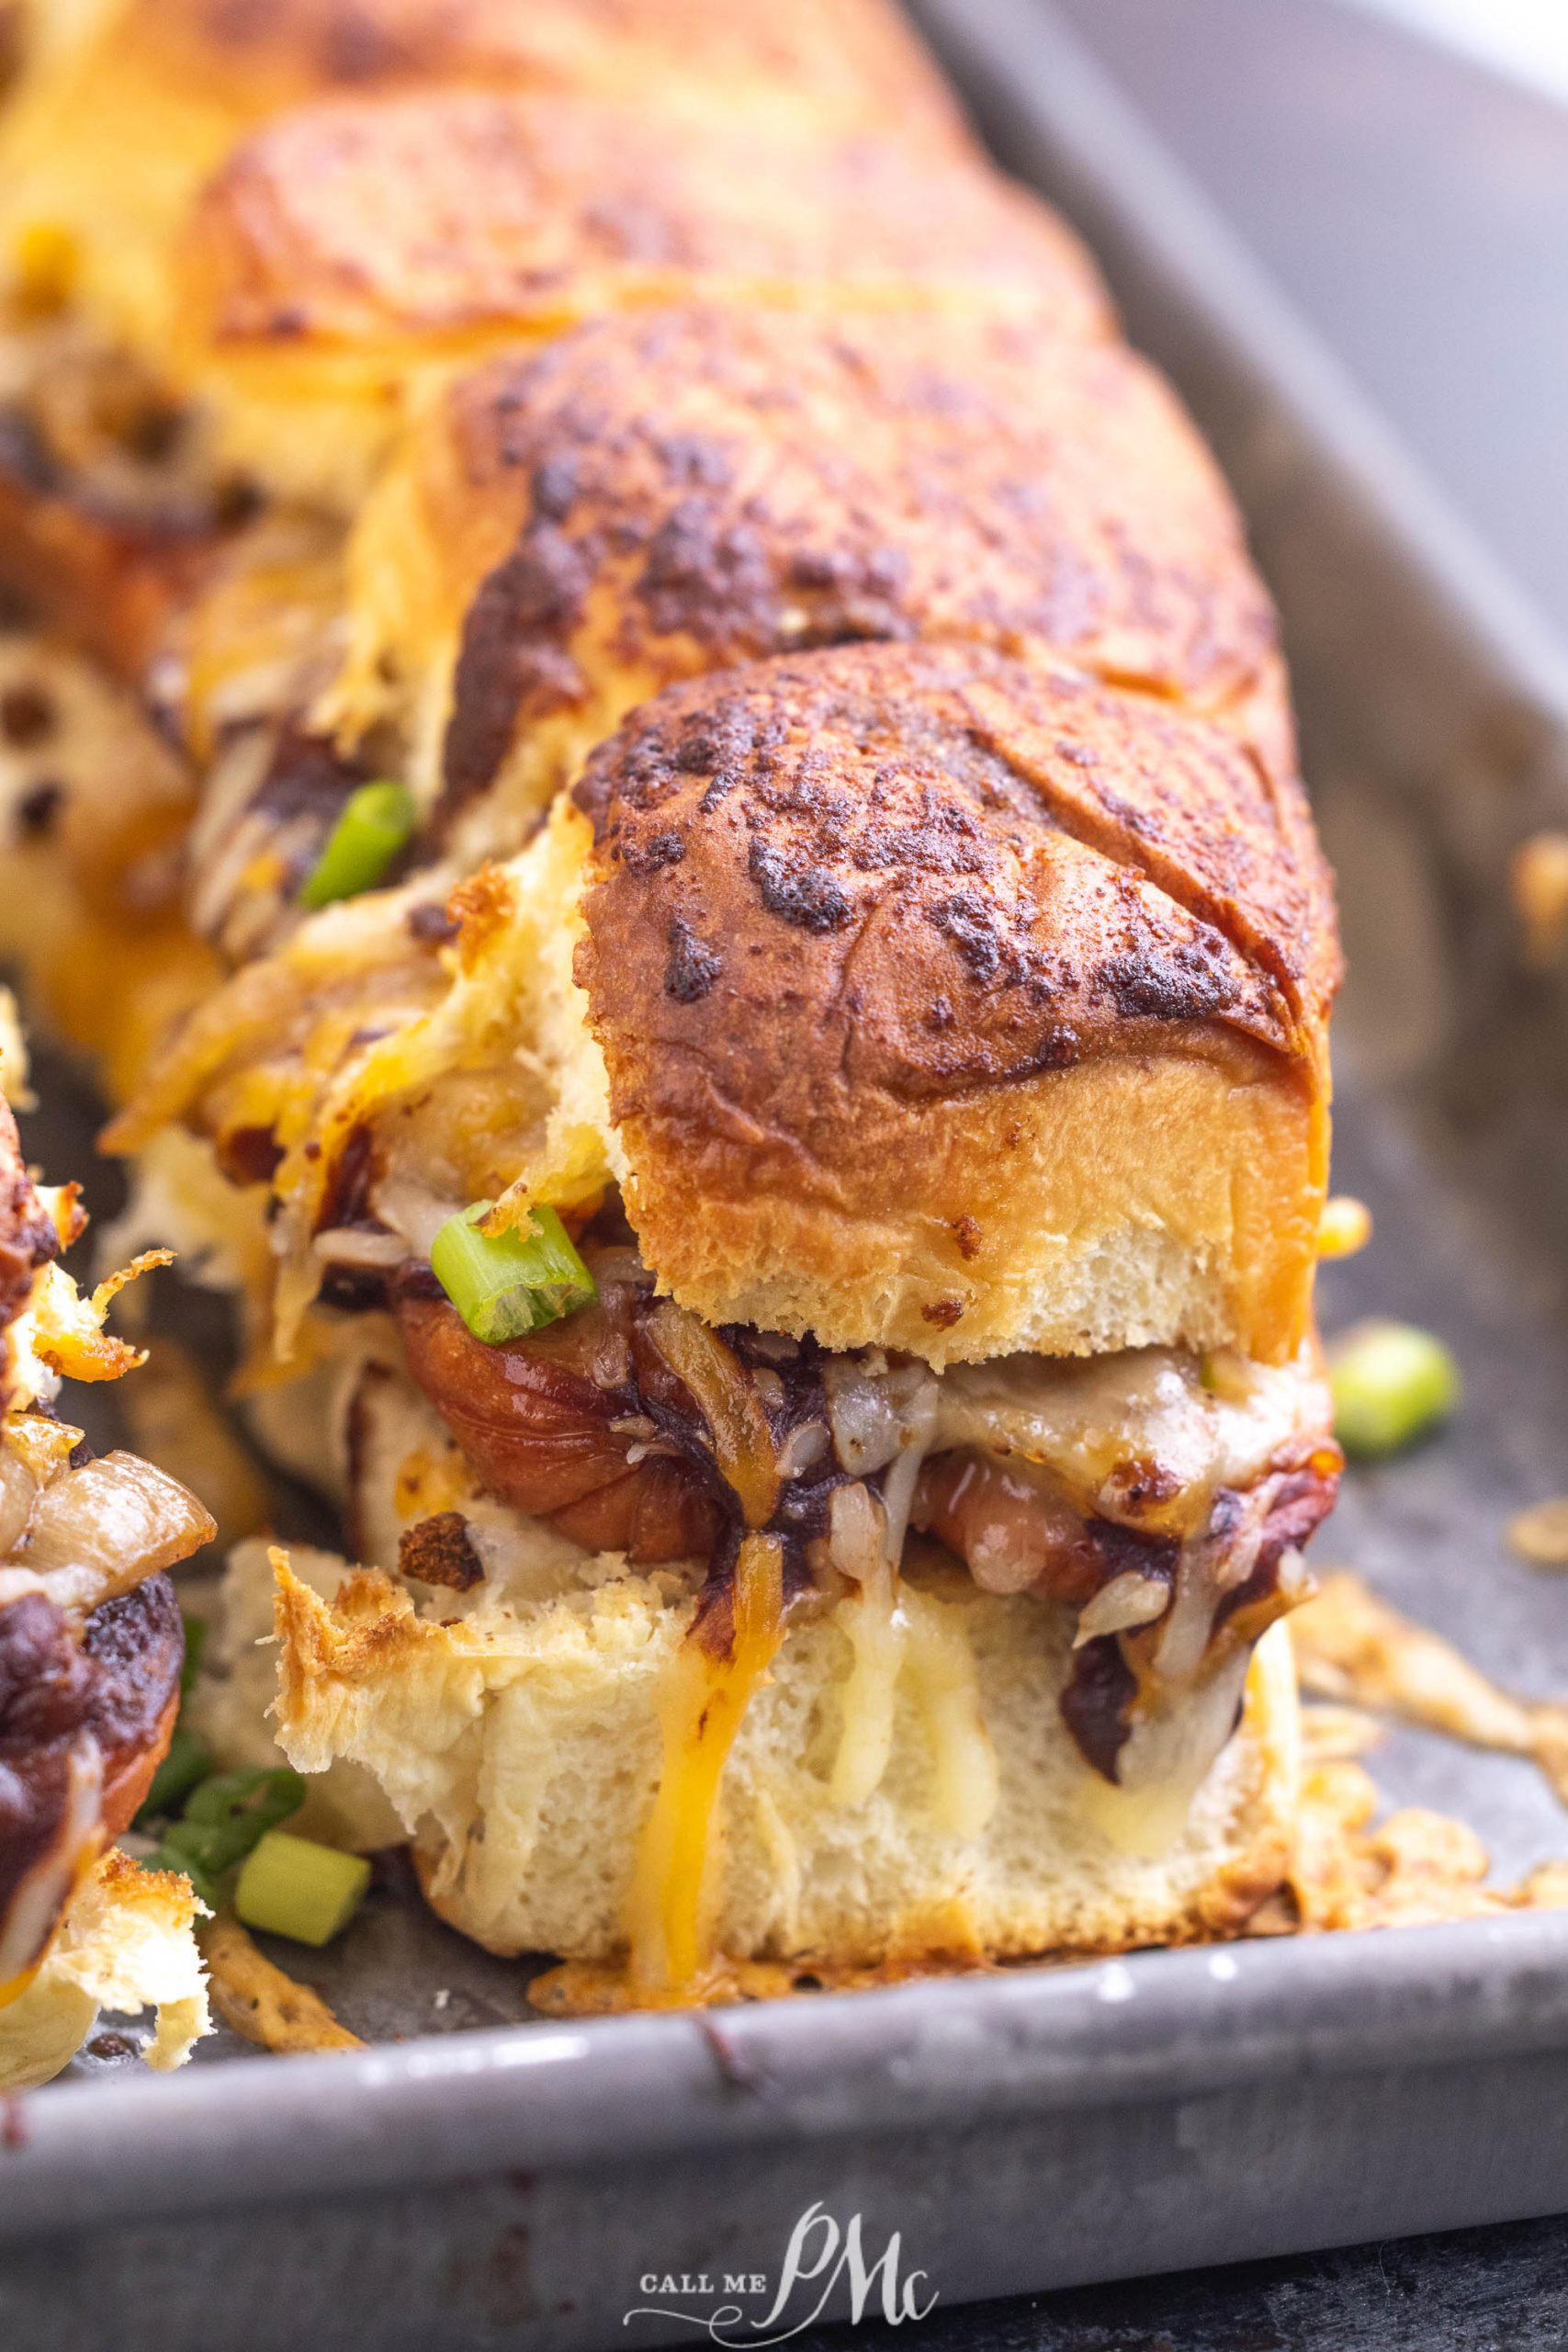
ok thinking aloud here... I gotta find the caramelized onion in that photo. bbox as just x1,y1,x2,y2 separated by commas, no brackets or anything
0,1445,39,1559
644,1302,779,1531
777,1419,829,1479
1074,1569,1171,1646
878,1374,939,1564
11,1453,217,1615
824,1360,935,1477
827,1482,886,1586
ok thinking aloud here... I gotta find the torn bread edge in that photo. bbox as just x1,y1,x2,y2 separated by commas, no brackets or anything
0,1848,210,2092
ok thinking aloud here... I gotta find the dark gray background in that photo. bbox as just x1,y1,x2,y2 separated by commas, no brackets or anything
815,2,1568,2343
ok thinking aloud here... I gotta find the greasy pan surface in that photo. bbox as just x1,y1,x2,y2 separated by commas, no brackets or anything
9,3,1568,2343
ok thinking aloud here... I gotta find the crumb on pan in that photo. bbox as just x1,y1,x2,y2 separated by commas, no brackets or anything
1249,1758,1568,1935
1508,1498,1568,1568
1300,1702,1384,1763
199,1914,363,2053
1291,1568,1568,1806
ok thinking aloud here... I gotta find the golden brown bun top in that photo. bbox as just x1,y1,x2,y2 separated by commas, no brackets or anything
400,303,1291,825
576,642,1337,1054
99,0,970,146
176,87,1108,356
572,642,1338,1364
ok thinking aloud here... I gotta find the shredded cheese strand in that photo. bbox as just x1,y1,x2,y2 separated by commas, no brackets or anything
626,1533,784,2000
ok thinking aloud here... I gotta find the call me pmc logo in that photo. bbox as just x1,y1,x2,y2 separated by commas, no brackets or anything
626,2202,938,2345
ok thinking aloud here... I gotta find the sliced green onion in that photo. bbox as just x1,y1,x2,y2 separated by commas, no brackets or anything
136,1722,213,1827
179,1611,208,1696
140,1764,306,1907
1330,1320,1461,1459
299,780,416,910
235,1830,371,1947
430,1199,597,1343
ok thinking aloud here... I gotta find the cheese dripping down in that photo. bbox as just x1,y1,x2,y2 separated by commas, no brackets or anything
827,1484,998,1837
624,1532,784,2001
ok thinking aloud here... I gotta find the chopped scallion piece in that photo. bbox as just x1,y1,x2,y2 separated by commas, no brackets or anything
140,1764,306,1908
299,780,416,910
1330,1320,1460,1459
235,1830,371,1947
179,1611,208,1696
136,1721,213,1827
430,1199,596,1343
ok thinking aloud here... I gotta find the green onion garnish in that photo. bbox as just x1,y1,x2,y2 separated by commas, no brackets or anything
235,1830,371,1947
135,1613,212,1826
179,1611,207,1695
136,1722,213,1826
299,780,416,910
430,1199,596,1344
1330,1320,1461,1460
140,1765,306,1910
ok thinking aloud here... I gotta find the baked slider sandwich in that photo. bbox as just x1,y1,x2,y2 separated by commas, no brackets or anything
99,280,1282,1042
0,1088,214,2086
320,296,1293,906
109,281,1299,1361
0,29,1103,1085
121,639,1340,2005
0,0,1021,658
0,0,971,358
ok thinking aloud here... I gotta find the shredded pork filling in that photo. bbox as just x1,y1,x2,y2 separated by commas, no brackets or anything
0,314,370,964
374,1216,1340,1790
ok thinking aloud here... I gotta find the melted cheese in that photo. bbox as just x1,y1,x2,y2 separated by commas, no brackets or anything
830,1570,997,1838
829,1558,906,1808
935,1344,1328,1536
624,1532,784,2000
900,1588,998,1839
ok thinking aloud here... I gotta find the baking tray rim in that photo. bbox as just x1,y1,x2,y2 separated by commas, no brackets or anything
9,1909,1568,2233
12,0,1568,2249
911,0,1568,732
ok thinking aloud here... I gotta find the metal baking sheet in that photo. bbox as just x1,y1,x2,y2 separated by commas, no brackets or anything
9,2,1568,2341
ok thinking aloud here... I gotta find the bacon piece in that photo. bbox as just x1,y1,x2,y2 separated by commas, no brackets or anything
917,1450,1090,1600
398,1510,483,1591
395,1287,721,1565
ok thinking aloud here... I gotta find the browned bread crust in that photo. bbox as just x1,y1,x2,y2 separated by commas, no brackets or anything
102,0,972,146
574,642,1338,1366
364,303,1293,841
176,87,1107,358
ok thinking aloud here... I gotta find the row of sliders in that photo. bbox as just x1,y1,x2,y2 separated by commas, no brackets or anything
0,0,1342,2029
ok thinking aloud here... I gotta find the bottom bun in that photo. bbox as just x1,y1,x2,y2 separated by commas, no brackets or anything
0,1849,210,2093
273,1544,1301,1984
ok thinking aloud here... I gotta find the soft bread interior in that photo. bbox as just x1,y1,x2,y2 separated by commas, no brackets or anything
617,1036,1326,1370
0,1849,209,2093
270,1545,1300,1971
